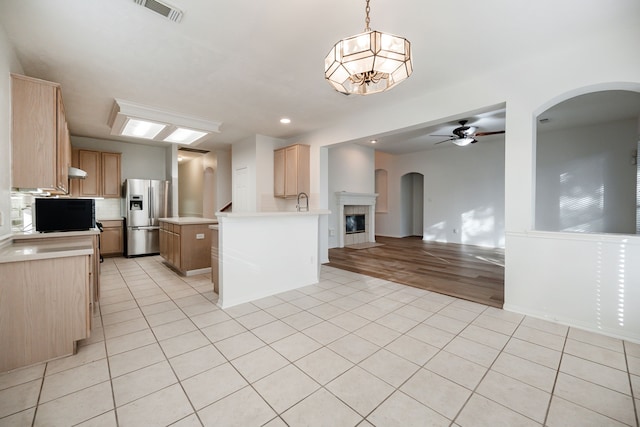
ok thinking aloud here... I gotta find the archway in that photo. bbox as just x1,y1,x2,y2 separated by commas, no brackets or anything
534,88,640,235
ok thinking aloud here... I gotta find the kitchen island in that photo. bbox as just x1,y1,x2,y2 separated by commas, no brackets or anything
213,210,330,308
158,217,218,276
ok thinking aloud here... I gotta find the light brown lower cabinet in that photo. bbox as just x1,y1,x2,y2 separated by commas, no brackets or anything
0,255,90,373
100,220,124,256
12,233,101,303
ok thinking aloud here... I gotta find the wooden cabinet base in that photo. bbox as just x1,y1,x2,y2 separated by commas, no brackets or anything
164,263,212,277
0,256,90,373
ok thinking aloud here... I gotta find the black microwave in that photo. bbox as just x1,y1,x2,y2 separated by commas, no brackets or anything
35,198,96,232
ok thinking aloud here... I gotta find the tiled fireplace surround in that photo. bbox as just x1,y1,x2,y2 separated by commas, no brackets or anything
335,192,377,248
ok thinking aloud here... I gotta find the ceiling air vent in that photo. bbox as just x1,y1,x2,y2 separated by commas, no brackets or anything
134,0,183,23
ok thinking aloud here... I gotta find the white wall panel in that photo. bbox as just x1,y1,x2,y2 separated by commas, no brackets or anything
506,231,640,342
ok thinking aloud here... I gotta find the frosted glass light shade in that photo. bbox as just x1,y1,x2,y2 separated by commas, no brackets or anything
452,137,476,147
164,127,208,144
122,118,167,139
325,30,412,95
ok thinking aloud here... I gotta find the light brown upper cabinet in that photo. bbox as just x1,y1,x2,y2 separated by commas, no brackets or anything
11,74,71,193
101,152,121,198
274,144,310,198
77,149,100,196
71,149,121,198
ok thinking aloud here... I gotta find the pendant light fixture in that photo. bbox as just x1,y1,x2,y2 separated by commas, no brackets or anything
324,0,413,95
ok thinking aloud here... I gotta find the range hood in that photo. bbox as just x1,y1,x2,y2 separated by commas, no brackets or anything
68,166,87,179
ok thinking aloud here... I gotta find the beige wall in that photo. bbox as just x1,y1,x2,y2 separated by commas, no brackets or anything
178,156,204,217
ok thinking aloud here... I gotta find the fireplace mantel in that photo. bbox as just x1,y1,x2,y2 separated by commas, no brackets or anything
335,192,378,248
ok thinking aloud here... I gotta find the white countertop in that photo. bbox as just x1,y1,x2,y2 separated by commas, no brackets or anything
12,229,100,240
216,210,330,218
159,217,218,225
0,239,94,264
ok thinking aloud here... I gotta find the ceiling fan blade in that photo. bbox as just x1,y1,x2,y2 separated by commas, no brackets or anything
435,137,456,145
474,130,505,137
431,134,454,137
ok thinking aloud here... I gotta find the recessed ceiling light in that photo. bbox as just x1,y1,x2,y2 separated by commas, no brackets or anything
370,139,377,144
121,118,167,139
280,118,291,124
164,127,208,144
177,156,183,162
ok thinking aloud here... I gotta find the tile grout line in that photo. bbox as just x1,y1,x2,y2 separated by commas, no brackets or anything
204,274,403,422
447,303,517,426
266,275,505,425
33,259,130,426
302,285,477,424
95,270,120,427
19,258,635,426
541,323,569,426
30,359,48,427
105,266,540,426
622,341,639,427
118,257,207,426
121,256,313,424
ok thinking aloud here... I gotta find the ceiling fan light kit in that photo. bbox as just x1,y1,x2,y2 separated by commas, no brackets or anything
452,137,476,147
434,120,505,147
324,0,413,96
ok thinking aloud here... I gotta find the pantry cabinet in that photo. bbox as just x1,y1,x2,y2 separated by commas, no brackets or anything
71,149,121,198
11,74,71,193
274,144,310,198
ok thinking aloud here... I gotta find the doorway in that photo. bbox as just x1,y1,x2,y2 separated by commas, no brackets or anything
401,172,424,237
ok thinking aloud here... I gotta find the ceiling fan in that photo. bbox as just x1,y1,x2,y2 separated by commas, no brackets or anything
434,120,505,146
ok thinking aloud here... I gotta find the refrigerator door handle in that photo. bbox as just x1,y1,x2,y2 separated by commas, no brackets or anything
132,226,159,231
148,186,153,220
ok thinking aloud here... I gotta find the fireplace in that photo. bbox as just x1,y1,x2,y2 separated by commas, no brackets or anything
346,214,365,234
335,192,378,248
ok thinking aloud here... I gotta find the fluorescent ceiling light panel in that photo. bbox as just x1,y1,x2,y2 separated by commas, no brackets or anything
164,127,208,144
121,118,167,139
108,99,222,145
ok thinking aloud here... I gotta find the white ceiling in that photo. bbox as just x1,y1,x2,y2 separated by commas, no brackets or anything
0,0,638,154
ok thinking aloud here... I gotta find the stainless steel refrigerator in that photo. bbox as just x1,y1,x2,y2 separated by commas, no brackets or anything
124,179,169,256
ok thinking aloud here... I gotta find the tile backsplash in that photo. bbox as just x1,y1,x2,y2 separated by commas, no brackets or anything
95,198,122,220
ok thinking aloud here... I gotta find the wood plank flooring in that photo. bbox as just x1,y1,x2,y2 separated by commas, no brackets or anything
327,236,505,308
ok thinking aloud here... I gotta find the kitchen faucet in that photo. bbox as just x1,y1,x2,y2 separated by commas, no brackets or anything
296,192,309,212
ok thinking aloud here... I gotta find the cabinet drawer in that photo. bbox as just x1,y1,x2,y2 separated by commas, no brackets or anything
100,220,123,228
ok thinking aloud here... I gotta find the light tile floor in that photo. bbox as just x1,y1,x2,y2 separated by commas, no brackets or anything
1,256,639,426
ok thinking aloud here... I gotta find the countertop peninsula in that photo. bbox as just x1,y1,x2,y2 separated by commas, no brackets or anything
0,229,99,263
